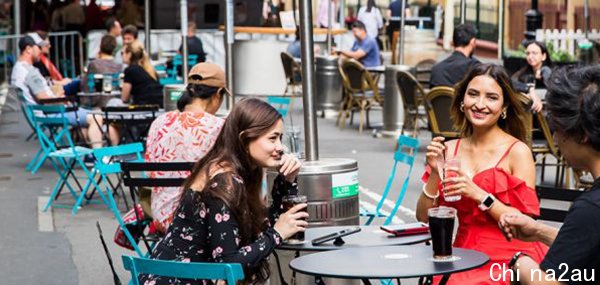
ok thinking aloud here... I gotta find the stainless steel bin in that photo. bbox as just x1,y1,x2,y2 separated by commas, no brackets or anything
163,84,186,112
315,56,343,112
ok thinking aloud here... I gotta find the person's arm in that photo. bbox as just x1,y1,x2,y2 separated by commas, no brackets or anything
339,49,367,60
376,8,384,29
121,82,132,103
499,213,558,246
416,137,447,222
268,174,298,223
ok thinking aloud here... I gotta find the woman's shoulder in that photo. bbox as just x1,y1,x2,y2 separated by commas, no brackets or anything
506,139,531,161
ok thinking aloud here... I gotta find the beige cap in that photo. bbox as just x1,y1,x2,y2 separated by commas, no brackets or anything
188,63,227,88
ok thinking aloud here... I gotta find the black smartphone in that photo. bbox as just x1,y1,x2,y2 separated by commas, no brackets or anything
311,227,361,246
380,222,429,237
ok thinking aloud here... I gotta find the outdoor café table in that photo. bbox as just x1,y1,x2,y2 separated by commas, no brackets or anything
289,245,489,285
89,107,164,143
278,225,430,252
76,91,120,108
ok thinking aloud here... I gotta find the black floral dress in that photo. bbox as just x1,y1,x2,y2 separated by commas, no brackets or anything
138,172,297,285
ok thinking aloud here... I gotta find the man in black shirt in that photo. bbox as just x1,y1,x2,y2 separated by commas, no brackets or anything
429,24,479,88
179,22,206,63
499,65,600,285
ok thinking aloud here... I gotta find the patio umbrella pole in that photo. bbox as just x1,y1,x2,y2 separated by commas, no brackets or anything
180,0,189,85
398,0,407,65
327,0,333,54
299,0,319,161
225,0,235,109
145,0,151,54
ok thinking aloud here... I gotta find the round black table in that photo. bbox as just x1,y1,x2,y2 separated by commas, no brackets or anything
278,226,431,251
289,245,489,285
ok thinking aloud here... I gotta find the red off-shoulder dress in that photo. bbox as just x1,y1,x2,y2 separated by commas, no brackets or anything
422,139,548,284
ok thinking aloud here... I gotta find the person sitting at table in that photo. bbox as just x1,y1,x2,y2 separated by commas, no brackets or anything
11,35,118,148
499,65,600,285
121,24,138,46
335,21,381,67
121,41,163,106
139,98,308,285
31,32,81,97
429,24,480,88
105,17,124,63
416,63,547,285
145,62,227,233
82,35,124,107
511,40,550,113
179,22,206,63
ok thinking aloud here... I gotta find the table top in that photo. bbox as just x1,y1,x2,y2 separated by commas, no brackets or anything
365,65,386,73
277,226,430,252
77,91,121,97
89,108,165,118
289,245,489,279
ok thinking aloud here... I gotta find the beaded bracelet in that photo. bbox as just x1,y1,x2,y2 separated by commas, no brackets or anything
422,184,440,200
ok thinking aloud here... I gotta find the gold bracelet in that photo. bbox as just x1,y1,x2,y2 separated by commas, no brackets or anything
422,184,439,200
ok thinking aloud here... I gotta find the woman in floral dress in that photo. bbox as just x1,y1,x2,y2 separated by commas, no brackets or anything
139,98,308,284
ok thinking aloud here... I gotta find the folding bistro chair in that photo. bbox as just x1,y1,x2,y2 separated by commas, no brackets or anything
29,104,106,213
120,161,195,257
361,135,419,225
122,255,244,285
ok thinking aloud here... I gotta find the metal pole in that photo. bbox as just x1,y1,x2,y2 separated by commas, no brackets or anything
460,0,466,24
498,0,504,60
584,0,589,39
299,0,319,161
327,0,333,53
180,0,189,85
225,0,234,109
339,0,345,29
398,0,407,64
14,0,20,57
145,0,151,54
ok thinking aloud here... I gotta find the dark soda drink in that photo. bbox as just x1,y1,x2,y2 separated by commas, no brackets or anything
428,207,456,260
281,195,307,243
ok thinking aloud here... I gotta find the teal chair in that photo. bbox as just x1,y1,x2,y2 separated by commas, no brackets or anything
267,96,291,118
29,104,107,213
159,54,199,85
361,135,419,225
122,255,244,285
91,143,147,255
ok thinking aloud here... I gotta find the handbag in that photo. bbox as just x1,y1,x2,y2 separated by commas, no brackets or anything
113,204,147,251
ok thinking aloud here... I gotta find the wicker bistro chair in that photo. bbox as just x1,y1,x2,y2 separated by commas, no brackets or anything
337,59,383,133
414,59,436,91
396,70,428,137
423,87,460,140
532,111,567,187
280,52,302,97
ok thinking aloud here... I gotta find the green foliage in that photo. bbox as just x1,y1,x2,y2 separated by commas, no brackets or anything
505,41,575,62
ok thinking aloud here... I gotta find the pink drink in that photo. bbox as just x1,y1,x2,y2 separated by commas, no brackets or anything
444,158,461,202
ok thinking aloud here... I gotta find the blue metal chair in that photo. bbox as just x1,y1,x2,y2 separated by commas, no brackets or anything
267,96,291,118
122,255,244,285
361,135,420,225
159,54,199,85
29,104,106,213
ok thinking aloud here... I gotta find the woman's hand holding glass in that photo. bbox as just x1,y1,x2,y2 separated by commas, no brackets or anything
442,167,488,203
425,136,446,177
278,153,302,182
274,203,309,240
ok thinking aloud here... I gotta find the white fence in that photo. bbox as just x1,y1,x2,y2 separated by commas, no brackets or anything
536,28,600,56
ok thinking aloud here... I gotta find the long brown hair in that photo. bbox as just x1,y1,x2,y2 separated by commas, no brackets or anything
451,63,528,142
123,41,157,80
182,98,282,283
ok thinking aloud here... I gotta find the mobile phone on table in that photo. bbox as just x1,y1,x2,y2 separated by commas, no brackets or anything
380,222,429,237
311,227,361,246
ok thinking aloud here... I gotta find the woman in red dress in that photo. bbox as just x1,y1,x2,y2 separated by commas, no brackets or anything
416,63,548,284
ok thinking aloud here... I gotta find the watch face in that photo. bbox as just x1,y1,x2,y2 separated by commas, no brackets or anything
483,196,494,207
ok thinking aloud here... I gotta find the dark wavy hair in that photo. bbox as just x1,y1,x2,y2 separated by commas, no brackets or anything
181,98,282,283
514,40,553,84
176,84,222,111
545,65,600,152
451,63,528,142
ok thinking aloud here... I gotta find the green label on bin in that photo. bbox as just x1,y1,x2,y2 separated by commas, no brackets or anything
331,171,359,199
170,91,183,101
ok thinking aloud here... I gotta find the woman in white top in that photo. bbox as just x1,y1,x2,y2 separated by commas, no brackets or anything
357,0,383,47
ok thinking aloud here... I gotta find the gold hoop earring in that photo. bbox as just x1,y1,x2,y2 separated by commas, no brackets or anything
460,102,464,112
501,110,507,119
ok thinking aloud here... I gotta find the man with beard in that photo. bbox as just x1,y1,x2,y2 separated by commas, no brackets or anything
430,24,480,88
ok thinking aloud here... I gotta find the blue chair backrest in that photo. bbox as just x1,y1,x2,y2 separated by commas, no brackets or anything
13,87,35,129
267,96,290,118
380,135,420,225
28,104,76,153
122,255,245,285
93,143,145,174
